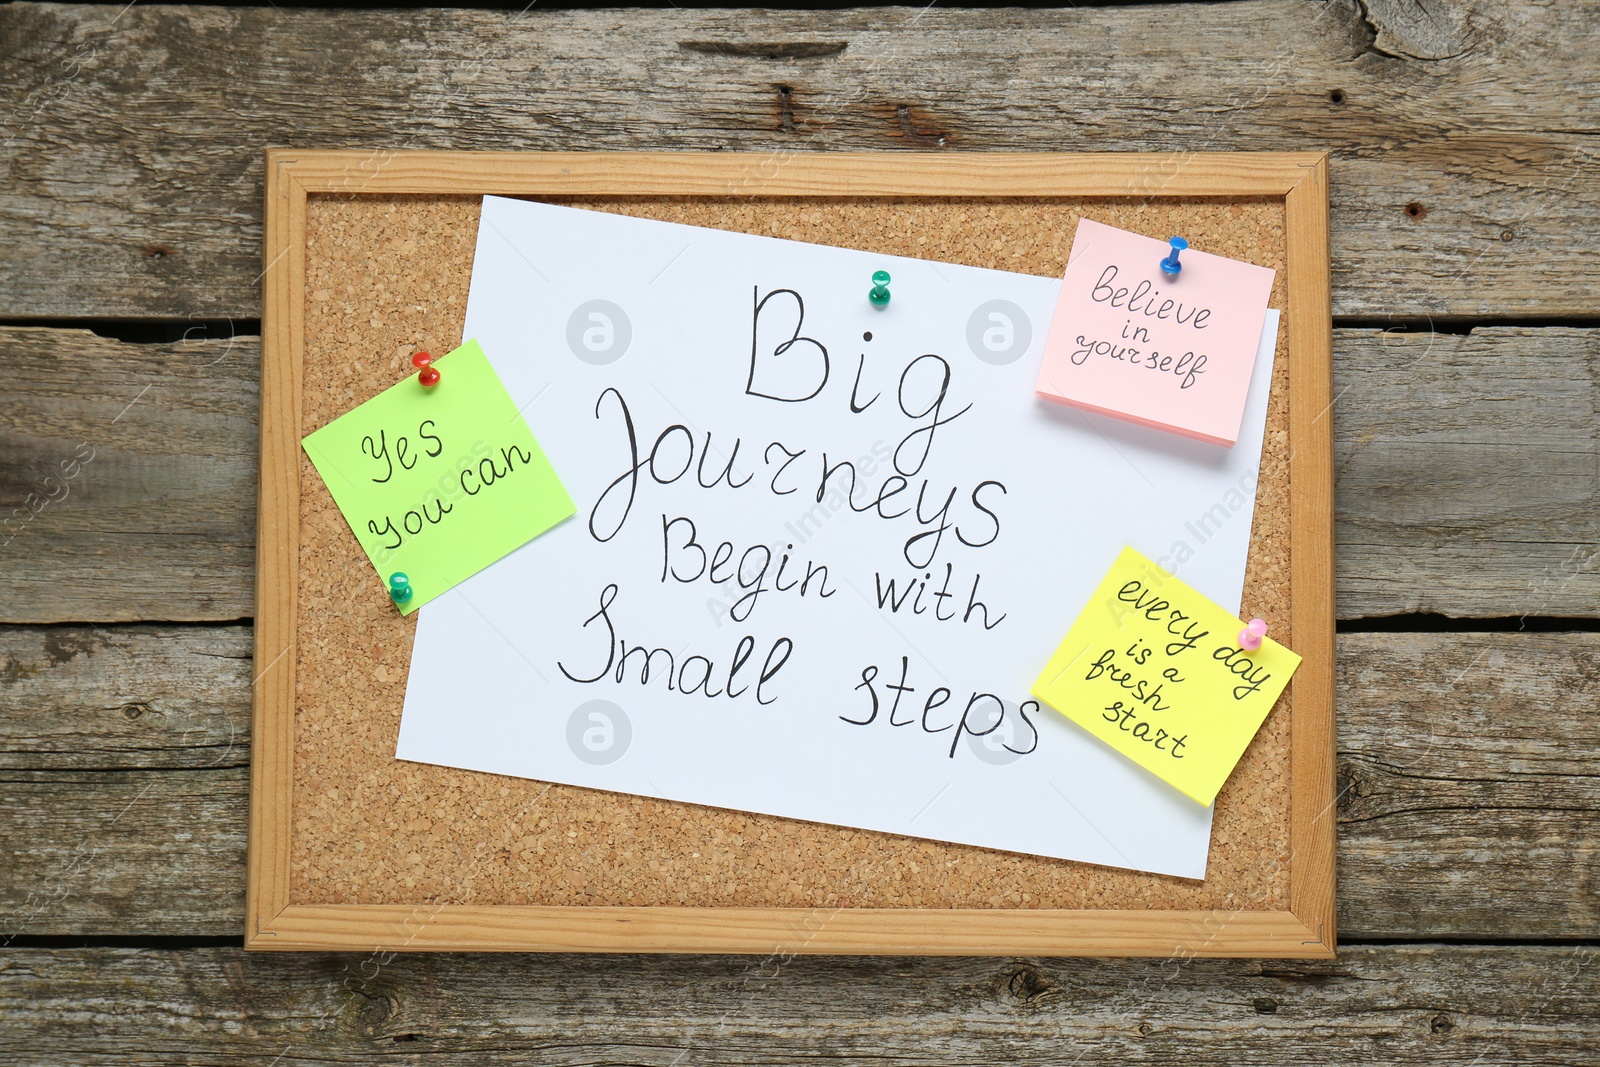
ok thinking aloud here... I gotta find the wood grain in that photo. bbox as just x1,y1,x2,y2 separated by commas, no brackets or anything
1283,158,1336,949
0,327,256,624
1357,0,1473,60
1,945,1596,1063
2,2,1598,319
5,325,1594,624
1334,326,1600,617
0,624,250,770
248,147,303,946
0,768,247,938
3,626,1594,940
0,623,253,938
1336,629,1600,939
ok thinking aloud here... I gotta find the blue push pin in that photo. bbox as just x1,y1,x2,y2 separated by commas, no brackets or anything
388,572,412,605
1160,236,1188,277
868,270,891,308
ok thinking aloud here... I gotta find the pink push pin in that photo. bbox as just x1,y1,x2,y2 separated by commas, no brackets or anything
1238,618,1268,651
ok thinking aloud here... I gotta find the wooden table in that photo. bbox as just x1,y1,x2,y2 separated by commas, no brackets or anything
3,2,1597,1060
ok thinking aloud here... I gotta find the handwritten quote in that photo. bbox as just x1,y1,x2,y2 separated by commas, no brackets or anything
1036,218,1274,447
302,339,574,614
552,287,1041,762
1032,546,1300,805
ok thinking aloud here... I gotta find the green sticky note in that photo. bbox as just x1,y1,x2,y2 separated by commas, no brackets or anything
301,339,574,614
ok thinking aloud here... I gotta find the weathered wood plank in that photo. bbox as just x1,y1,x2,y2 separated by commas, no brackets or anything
0,625,251,936
0,768,247,938
3,2,1599,319
1,945,1596,1063
0,327,256,624
0,625,250,770
1356,0,1472,61
2,625,1595,940
1336,630,1600,939
4,325,1594,622
1334,326,1600,618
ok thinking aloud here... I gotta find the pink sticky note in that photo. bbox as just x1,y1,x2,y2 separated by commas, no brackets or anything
1036,219,1275,446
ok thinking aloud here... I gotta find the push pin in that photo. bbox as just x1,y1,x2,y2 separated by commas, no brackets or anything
868,270,891,308
388,572,413,605
1238,618,1268,651
1160,236,1188,277
412,350,440,387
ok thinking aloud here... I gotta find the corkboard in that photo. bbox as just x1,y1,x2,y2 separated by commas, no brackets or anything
251,152,1336,955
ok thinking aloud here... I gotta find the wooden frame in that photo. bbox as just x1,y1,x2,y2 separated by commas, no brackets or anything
251,150,1335,956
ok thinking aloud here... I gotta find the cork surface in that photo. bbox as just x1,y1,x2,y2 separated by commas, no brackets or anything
294,195,1292,910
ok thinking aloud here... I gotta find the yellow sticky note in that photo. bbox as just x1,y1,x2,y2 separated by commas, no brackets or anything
302,339,575,614
1031,546,1300,806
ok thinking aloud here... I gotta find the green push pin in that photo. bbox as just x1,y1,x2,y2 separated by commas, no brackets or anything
868,269,891,308
388,572,412,605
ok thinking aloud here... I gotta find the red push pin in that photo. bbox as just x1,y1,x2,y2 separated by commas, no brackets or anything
1238,618,1268,651
412,350,440,387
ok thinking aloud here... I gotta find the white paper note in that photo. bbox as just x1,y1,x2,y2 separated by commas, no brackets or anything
398,196,1280,878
